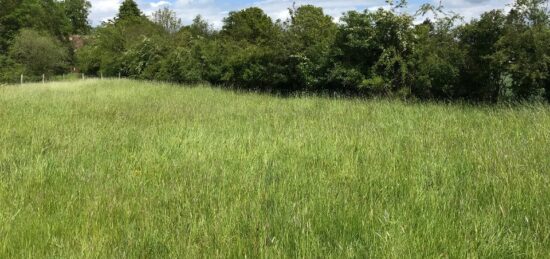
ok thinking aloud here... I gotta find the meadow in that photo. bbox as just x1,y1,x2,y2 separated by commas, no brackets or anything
0,79,549,258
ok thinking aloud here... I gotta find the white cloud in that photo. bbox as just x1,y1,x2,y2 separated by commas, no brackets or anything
250,0,377,21
150,1,171,8
89,0,122,24
88,0,514,27
435,0,514,20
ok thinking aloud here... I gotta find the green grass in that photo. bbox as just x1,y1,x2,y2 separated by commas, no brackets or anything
1,79,549,258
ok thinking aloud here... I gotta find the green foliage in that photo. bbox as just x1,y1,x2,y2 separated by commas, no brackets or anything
77,18,164,76
3,0,549,103
117,0,142,21
332,8,415,94
493,0,550,101
286,5,337,90
411,17,465,99
220,41,288,91
121,37,168,80
63,0,92,34
187,15,213,38
222,7,278,44
458,10,507,101
0,54,24,83
327,64,365,93
156,36,204,83
151,7,182,34
9,29,68,75
0,0,71,51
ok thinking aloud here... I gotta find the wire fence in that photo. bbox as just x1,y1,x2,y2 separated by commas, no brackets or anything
1,72,123,86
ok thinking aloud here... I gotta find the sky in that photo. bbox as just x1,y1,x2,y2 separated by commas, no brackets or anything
89,0,515,27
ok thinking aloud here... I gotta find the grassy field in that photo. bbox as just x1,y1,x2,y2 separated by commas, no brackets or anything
1,79,549,258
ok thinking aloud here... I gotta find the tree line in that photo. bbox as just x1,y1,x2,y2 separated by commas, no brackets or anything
1,0,549,102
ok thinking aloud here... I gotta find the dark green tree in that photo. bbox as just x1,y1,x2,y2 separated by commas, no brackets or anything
9,29,68,75
222,7,277,44
151,7,181,34
63,0,92,34
188,15,212,37
0,0,71,51
117,0,142,21
286,5,337,90
411,18,465,99
458,10,507,101
493,0,550,101
331,6,415,95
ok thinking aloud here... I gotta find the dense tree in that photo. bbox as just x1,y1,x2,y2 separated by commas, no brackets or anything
286,5,337,90
2,0,549,103
187,15,213,38
63,0,92,34
458,10,507,101
9,29,68,75
222,7,278,44
151,7,182,34
493,0,550,101
78,18,164,76
0,0,71,51
409,5,466,99
117,0,142,21
0,53,24,83
331,7,415,95
78,1,164,77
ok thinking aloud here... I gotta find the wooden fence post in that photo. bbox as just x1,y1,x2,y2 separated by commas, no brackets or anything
118,72,121,79
42,74,45,84
101,72,103,80
20,74,23,85
82,73,85,80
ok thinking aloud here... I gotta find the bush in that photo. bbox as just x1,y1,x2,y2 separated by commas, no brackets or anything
157,46,203,83
0,54,24,83
9,29,68,76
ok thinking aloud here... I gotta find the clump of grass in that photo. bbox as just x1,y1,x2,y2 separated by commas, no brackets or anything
1,79,549,258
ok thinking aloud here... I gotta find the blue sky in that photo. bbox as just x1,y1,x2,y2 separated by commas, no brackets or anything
89,0,514,27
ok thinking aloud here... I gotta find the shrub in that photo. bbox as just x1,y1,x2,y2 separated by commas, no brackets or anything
9,29,68,76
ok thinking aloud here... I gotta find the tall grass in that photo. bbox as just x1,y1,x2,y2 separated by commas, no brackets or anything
1,79,549,258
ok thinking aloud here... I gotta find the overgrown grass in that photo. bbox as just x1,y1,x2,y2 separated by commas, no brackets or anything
1,79,549,258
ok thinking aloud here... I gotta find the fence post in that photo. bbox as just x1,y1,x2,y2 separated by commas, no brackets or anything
62,74,65,80
42,74,45,84
82,73,85,80
118,72,121,79
101,72,103,80
20,74,23,85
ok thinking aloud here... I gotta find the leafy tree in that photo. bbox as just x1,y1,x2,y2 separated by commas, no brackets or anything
493,0,550,101
9,29,68,75
286,5,337,90
157,44,203,83
222,7,278,44
220,42,289,91
188,15,213,38
411,19,465,99
0,54,24,83
78,17,163,76
63,0,92,34
151,7,182,34
458,10,507,101
121,36,169,79
408,3,466,100
117,0,142,21
0,0,71,51
59,0,550,103
332,7,415,95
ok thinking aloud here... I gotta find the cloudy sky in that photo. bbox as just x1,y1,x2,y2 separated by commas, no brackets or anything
89,0,514,27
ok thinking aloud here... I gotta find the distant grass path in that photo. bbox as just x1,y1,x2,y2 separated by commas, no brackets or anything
1,79,549,257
